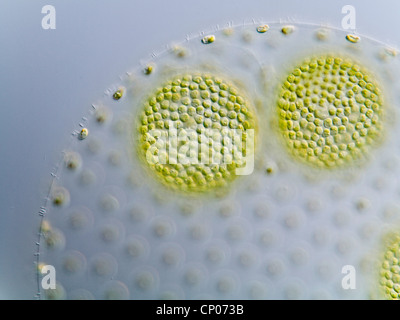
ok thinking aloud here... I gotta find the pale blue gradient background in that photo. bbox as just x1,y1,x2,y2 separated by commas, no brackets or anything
1,0,400,299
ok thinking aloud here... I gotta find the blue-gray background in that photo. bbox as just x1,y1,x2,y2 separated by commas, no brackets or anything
1,0,399,299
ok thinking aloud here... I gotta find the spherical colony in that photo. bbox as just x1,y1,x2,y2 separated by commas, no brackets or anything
277,55,384,169
136,74,256,193
380,234,400,300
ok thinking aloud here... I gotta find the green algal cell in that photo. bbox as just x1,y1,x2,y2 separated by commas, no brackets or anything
346,34,360,43
256,24,269,34
276,55,384,169
136,73,256,193
201,35,215,44
113,88,124,100
144,64,154,75
78,128,89,140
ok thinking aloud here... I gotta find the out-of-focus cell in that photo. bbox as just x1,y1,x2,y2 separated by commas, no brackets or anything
159,286,185,300
102,280,130,300
124,235,150,260
86,137,101,154
265,257,285,278
64,151,82,170
108,150,123,167
283,278,305,300
183,264,208,287
128,204,153,223
282,209,304,230
40,220,51,234
51,186,70,207
247,280,269,299
216,274,237,294
236,247,258,269
159,243,185,268
281,25,295,35
100,193,120,213
68,289,94,300
44,228,66,250
315,28,329,41
219,202,238,219
289,246,309,266
205,241,230,266
90,252,118,278
99,219,124,244
133,267,159,292
151,216,176,239
62,250,87,274
94,106,112,124
44,282,66,300
78,168,97,186
67,207,94,230
188,222,211,242
171,45,188,58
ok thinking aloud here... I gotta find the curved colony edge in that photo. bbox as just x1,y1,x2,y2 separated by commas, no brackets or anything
36,22,400,300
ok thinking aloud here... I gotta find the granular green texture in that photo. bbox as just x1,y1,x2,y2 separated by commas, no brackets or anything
277,55,384,168
113,88,124,100
380,234,400,300
137,74,256,193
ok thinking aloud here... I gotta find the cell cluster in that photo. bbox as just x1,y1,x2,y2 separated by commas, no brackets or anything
137,74,256,193
277,55,384,168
